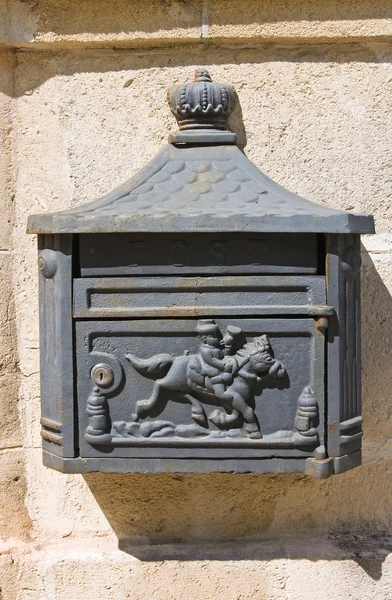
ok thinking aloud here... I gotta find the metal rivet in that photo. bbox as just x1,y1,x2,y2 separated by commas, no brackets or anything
38,249,57,279
90,364,114,387
315,317,328,333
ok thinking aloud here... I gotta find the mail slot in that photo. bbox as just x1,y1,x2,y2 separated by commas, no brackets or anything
73,276,331,318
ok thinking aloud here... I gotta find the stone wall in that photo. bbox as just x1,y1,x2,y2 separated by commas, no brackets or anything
1,1,392,598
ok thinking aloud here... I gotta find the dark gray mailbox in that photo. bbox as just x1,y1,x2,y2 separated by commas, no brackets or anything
27,69,374,478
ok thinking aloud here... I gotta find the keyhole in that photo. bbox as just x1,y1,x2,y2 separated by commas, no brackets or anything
91,363,114,387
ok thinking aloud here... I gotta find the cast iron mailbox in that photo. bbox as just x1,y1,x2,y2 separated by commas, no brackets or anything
27,69,374,478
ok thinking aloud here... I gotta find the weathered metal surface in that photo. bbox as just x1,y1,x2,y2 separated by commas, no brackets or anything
168,68,237,132
326,234,363,457
78,232,319,276
27,142,374,234
73,275,333,319
42,450,362,479
38,234,75,457
41,450,321,476
76,318,325,461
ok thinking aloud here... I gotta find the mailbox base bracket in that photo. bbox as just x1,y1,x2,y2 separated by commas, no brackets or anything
43,450,361,479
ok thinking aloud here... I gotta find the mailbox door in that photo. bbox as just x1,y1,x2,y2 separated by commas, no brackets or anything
75,317,325,464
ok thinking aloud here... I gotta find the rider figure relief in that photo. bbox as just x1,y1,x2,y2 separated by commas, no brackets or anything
195,320,237,401
126,319,286,439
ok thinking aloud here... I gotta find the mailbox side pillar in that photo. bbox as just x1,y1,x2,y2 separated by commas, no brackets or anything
326,233,362,459
38,233,76,457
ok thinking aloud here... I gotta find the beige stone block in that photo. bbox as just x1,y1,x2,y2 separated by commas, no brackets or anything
0,2,7,42
0,253,18,374
23,450,113,541
83,460,392,543
16,537,288,600
0,254,21,450
0,552,20,600
0,50,15,250
0,449,31,539
4,0,392,48
13,536,392,600
362,233,392,254
286,554,384,600
361,250,392,442
0,0,38,46
84,472,291,542
1,0,203,48
270,461,392,534
17,378,40,450
209,0,392,42
0,374,22,449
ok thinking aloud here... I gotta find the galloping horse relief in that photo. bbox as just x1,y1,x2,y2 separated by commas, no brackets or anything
125,319,286,439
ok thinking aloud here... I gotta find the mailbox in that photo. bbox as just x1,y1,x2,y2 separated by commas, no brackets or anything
27,69,374,478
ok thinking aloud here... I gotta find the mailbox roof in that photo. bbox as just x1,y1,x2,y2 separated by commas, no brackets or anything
27,142,374,234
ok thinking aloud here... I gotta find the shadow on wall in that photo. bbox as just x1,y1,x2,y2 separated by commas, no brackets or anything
83,250,392,578
0,44,390,100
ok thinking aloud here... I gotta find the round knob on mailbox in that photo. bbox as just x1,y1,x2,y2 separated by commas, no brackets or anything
90,363,114,387
38,249,57,279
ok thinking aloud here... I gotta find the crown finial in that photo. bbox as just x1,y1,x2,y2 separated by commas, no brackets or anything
167,68,237,131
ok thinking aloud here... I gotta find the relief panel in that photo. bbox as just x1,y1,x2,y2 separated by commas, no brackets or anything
76,318,325,460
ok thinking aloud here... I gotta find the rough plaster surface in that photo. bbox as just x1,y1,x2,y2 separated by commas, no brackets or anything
0,48,32,600
1,1,392,598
